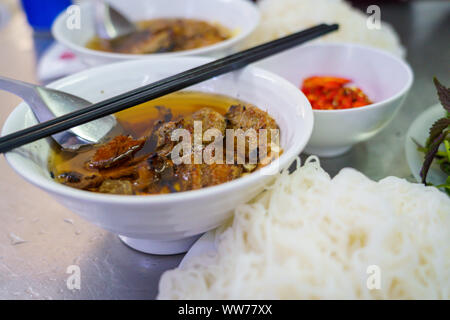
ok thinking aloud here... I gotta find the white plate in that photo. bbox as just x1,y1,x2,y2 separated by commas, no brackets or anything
180,231,216,268
405,103,447,185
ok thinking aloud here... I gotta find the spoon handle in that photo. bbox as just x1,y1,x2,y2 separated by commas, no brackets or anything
0,76,37,100
0,76,117,148
0,76,56,121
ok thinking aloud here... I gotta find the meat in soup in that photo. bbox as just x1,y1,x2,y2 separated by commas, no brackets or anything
49,92,280,195
86,18,232,54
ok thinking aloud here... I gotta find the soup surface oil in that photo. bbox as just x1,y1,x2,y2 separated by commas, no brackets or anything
49,91,244,178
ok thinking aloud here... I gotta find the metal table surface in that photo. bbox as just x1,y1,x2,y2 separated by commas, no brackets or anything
0,1,449,300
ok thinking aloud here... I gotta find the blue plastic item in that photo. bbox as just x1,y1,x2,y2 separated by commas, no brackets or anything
21,0,72,31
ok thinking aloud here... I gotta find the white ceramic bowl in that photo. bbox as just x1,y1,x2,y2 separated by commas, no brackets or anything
52,0,259,66
2,57,313,255
256,43,413,157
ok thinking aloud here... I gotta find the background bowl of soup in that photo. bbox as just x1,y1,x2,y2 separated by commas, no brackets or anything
2,57,313,255
52,0,260,66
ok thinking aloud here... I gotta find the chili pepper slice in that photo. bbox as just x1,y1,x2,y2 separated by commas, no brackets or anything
301,76,372,110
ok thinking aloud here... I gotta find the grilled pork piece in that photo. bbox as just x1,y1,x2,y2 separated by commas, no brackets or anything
149,108,226,157
150,120,183,157
225,104,279,162
107,19,230,54
182,107,226,137
57,172,103,190
110,29,176,54
98,179,133,195
87,135,146,169
225,104,278,132
176,163,242,190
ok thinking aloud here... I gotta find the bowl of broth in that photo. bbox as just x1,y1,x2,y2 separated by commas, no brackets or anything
52,0,260,66
2,57,313,255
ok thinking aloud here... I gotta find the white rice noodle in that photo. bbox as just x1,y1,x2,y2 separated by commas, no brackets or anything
244,0,405,57
158,157,450,299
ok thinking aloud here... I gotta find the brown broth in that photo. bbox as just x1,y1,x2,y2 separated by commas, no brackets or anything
48,91,245,183
86,18,232,54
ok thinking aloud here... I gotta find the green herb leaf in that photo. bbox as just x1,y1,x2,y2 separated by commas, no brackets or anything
434,78,450,112
412,137,428,153
440,161,450,175
445,140,450,162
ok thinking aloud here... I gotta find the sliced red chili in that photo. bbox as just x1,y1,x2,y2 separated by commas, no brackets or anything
301,76,372,110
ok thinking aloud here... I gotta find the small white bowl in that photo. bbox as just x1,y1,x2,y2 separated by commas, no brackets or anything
256,43,413,157
2,57,313,255
52,0,259,66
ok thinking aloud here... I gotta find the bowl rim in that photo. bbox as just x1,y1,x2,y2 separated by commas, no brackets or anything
51,0,260,60
287,42,414,114
3,57,314,205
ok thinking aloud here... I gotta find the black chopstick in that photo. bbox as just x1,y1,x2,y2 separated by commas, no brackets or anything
0,24,338,153
1,23,330,143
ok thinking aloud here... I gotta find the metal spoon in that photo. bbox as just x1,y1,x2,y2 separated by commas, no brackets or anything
0,76,117,150
94,1,137,40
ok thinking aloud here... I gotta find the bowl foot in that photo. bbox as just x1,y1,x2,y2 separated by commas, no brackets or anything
118,234,202,255
304,145,352,158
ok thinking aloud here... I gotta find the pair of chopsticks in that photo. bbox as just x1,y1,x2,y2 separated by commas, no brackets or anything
0,24,338,153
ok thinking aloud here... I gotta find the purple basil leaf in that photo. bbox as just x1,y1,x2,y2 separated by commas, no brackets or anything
420,131,447,184
434,78,450,112
427,117,450,147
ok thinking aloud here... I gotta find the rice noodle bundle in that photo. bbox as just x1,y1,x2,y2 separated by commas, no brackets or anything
244,0,405,57
158,157,450,299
